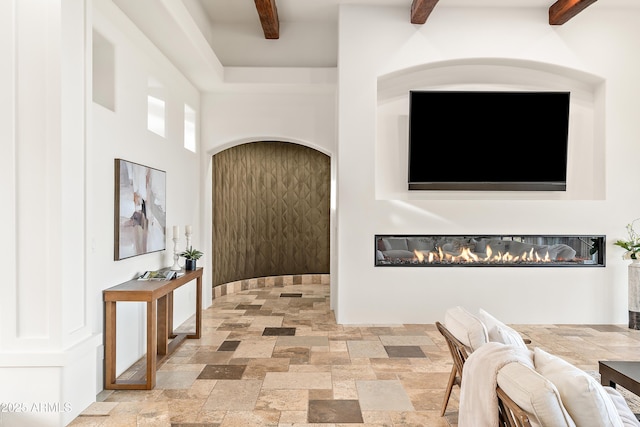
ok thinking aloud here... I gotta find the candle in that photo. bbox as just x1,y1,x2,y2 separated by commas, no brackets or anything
185,225,192,235
173,225,179,239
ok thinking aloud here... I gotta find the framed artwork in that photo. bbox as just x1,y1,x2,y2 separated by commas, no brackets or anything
114,159,167,260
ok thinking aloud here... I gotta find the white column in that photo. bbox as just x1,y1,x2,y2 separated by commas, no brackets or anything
0,1,100,426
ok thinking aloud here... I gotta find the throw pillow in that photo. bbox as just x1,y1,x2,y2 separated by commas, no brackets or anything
603,386,640,427
382,238,408,251
478,308,528,349
381,249,414,259
497,361,576,427
534,347,624,427
443,306,488,351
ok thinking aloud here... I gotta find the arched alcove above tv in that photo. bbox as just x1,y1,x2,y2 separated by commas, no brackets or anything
375,58,605,201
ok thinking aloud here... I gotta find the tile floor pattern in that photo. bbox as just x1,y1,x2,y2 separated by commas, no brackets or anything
69,283,640,426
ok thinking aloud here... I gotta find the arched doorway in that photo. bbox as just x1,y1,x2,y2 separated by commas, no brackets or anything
212,141,331,287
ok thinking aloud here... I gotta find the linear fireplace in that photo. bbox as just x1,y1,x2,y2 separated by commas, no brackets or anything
375,235,605,267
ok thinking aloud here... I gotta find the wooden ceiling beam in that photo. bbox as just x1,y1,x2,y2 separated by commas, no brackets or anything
549,0,597,25
411,0,440,25
255,0,280,39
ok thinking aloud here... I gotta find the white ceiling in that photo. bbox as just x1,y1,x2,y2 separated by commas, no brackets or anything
111,0,639,89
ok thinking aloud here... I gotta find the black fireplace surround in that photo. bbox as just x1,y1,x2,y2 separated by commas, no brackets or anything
375,235,605,267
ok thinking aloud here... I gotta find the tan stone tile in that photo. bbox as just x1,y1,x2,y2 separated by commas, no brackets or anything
255,389,309,411
248,315,284,327
346,340,388,358
101,414,138,426
407,388,446,411
66,416,109,426
379,335,435,346
329,340,348,352
398,371,450,390
195,409,226,423
389,410,451,426
331,365,377,381
155,370,200,389
332,380,358,399
309,350,350,365
278,410,308,424
136,401,170,426
167,398,206,423
219,410,281,427
203,379,263,410
188,350,233,364
308,389,333,400
360,410,394,425
262,372,332,390
276,336,329,347
288,364,332,373
234,337,277,358
356,380,414,411
79,401,119,416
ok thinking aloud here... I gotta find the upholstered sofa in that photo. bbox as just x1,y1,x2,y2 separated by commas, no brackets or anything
377,236,577,262
440,306,639,427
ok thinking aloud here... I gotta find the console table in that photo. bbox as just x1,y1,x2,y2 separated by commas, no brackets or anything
103,267,202,390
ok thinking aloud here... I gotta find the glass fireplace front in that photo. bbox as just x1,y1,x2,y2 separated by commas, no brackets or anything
375,235,605,267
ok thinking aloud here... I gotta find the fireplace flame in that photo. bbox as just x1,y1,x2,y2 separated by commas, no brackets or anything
409,243,555,265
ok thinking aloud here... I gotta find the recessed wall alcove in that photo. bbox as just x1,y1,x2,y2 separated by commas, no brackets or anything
375,58,605,201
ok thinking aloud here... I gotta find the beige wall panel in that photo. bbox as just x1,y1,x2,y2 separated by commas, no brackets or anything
213,141,330,286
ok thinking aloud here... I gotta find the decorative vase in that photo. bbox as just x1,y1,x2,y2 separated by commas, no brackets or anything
185,259,197,271
629,259,640,329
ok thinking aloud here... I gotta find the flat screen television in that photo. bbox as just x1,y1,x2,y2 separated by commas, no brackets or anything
408,90,570,191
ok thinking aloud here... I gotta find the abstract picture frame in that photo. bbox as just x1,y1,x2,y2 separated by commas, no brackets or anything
114,159,167,260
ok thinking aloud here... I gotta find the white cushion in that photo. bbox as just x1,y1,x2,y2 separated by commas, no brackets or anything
534,347,624,427
382,238,408,251
478,308,528,349
443,306,488,351
497,362,576,427
604,386,640,427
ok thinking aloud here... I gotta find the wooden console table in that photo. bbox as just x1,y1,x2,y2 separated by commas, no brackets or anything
103,267,202,390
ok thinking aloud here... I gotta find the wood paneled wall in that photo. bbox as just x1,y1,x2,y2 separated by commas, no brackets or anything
212,141,330,286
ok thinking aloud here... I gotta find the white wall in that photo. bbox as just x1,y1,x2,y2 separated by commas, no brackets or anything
89,0,204,382
336,5,640,325
200,86,338,307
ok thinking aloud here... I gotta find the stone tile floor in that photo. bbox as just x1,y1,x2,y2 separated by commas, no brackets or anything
69,283,640,426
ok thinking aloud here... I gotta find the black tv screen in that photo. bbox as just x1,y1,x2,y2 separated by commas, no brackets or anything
408,90,570,191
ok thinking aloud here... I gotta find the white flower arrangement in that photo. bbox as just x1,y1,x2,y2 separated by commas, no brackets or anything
614,218,640,260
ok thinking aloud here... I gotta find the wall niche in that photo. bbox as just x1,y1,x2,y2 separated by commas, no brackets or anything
375,58,605,201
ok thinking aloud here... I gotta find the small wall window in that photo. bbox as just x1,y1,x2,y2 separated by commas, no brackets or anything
92,30,115,111
184,104,196,152
147,95,165,137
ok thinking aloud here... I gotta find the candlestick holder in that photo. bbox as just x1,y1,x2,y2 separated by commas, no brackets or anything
185,231,192,251
170,237,181,271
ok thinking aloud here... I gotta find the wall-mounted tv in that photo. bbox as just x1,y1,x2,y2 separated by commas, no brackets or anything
408,90,570,191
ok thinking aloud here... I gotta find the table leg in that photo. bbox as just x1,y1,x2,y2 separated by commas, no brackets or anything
157,295,168,355
104,301,117,388
168,291,175,338
195,275,201,339
187,275,202,339
146,300,157,389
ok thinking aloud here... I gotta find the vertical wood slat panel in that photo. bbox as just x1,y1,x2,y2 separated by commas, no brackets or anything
212,141,330,286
